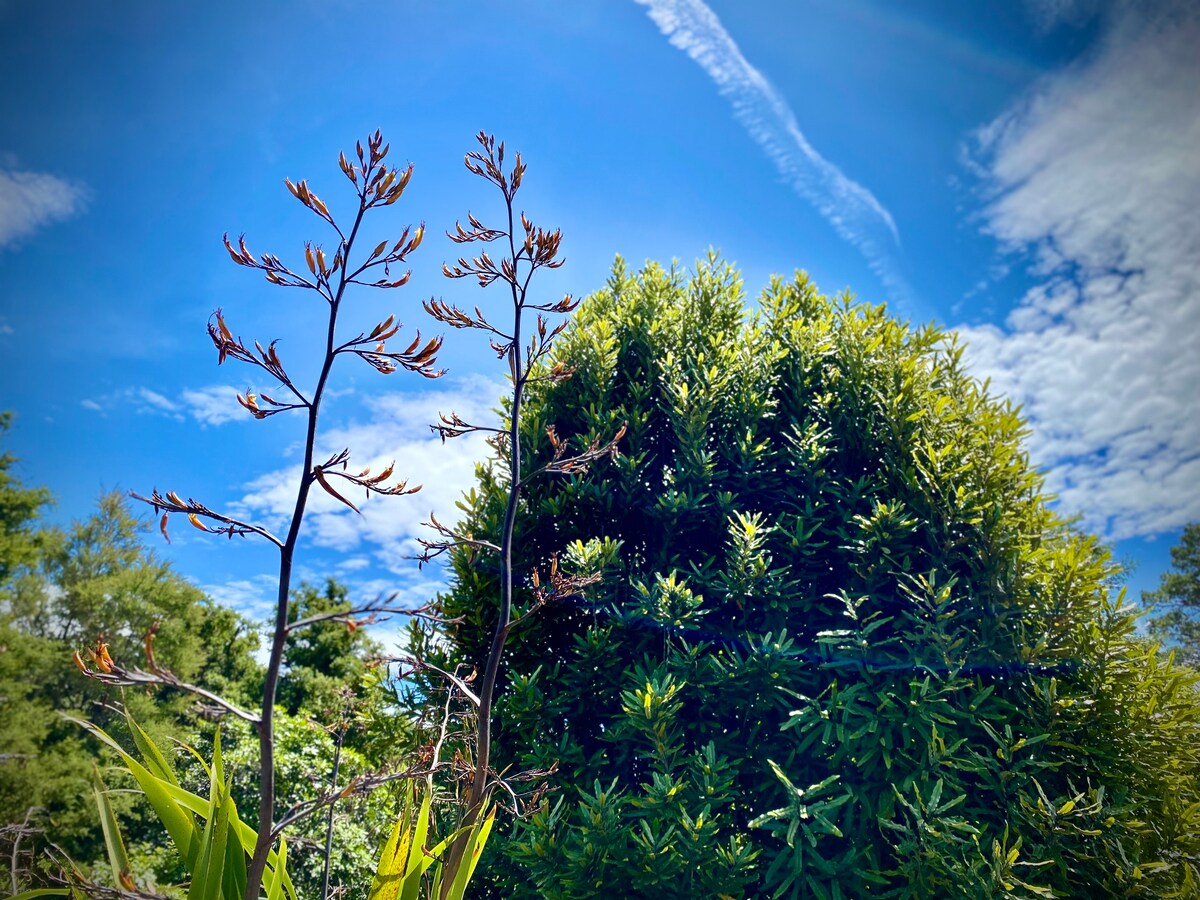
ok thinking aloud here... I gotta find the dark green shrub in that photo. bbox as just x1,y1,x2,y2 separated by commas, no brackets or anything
426,255,1200,898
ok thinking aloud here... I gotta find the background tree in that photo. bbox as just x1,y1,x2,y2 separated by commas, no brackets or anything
426,255,1200,898
0,427,263,886
1145,523,1200,668
0,495,263,862
278,579,378,720
0,413,50,582
0,418,403,896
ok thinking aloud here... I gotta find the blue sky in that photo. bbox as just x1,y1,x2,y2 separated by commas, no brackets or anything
1,0,1196,638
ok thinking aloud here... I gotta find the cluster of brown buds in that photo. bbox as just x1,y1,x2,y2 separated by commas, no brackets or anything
529,554,603,609
334,313,444,378
72,629,259,723
131,489,280,546
219,131,422,295
536,422,628,477
73,637,115,676
138,130,446,552
310,448,421,514
121,131,464,900
338,131,414,210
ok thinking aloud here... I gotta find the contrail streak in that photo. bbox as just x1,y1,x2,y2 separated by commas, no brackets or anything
634,0,915,308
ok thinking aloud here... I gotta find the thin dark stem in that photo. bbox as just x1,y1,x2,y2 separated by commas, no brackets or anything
10,807,32,895
244,199,369,900
284,598,442,634
319,713,349,900
466,189,524,816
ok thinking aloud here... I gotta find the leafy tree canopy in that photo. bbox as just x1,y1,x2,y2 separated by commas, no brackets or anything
1146,523,1200,668
0,420,403,893
0,483,263,879
0,413,52,581
427,255,1200,898
280,579,379,718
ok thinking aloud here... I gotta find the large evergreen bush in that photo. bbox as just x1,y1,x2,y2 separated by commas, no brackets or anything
428,255,1200,898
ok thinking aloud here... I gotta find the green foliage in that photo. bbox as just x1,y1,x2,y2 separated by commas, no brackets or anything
428,255,1200,897
279,580,379,720
0,420,405,895
75,711,295,899
1146,523,1200,668
0,413,51,582
204,711,395,899
367,780,494,900
0,431,263,887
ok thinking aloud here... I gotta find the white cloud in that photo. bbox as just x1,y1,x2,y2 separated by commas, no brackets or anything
232,375,505,565
199,573,280,622
136,387,178,415
180,385,246,426
633,0,915,308
80,386,184,420
0,167,88,248
81,383,251,424
959,1,1200,540
205,378,504,646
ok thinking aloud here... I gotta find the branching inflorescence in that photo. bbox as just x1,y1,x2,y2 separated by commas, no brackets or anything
412,133,625,876
79,130,446,900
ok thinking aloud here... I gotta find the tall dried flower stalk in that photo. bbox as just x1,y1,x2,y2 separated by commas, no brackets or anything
418,132,624,878
72,129,620,899
116,130,442,900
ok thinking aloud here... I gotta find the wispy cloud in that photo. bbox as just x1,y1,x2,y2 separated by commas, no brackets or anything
136,387,178,416
633,0,914,307
1022,0,1104,31
81,383,251,425
81,386,183,420
200,573,280,622
959,0,1200,540
0,167,88,248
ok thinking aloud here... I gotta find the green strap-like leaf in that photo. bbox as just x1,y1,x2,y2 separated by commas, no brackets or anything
369,782,418,900
126,712,181,787
68,715,201,872
221,776,248,900
443,805,496,900
401,788,434,899
264,835,288,900
72,720,292,900
188,779,218,900
92,766,132,889
203,778,232,900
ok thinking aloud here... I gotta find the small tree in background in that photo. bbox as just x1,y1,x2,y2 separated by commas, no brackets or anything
0,480,263,887
0,428,410,896
0,426,417,897
1146,523,1200,669
432,255,1200,898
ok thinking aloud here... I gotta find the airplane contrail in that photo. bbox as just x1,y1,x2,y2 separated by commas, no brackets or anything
634,0,915,308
